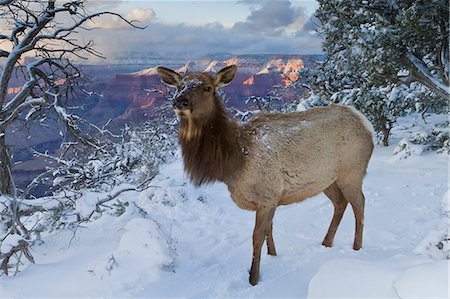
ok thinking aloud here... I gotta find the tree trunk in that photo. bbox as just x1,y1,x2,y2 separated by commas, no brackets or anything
382,128,389,146
382,121,393,147
0,132,12,195
406,53,450,101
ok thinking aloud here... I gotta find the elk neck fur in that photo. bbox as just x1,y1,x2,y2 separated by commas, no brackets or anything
178,95,247,186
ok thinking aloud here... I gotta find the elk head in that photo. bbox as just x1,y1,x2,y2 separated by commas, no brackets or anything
156,65,237,122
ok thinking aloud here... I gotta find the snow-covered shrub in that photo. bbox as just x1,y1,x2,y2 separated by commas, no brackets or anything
295,91,328,112
36,119,179,223
393,117,450,158
392,139,424,159
409,128,450,154
122,121,178,185
415,191,450,259
409,131,430,144
0,195,36,275
0,118,178,276
244,94,283,113
238,81,304,117
29,119,178,195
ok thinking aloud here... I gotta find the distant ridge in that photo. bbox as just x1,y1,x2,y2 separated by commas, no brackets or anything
130,55,314,81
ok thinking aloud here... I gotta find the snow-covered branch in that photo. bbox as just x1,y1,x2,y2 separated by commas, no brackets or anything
0,97,47,129
0,0,145,108
0,1,55,106
407,52,450,100
48,91,102,150
0,58,73,131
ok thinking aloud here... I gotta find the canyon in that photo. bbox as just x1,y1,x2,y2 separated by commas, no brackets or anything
85,55,319,126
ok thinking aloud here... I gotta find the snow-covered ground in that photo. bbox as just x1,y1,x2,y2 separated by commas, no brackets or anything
0,114,448,298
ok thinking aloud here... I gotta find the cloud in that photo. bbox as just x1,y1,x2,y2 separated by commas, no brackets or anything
126,8,156,23
79,1,322,61
85,20,322,62
232,0,308,36
87,7,156,29
84,0,124,10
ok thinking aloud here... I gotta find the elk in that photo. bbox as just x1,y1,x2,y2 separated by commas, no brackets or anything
156,65,374,286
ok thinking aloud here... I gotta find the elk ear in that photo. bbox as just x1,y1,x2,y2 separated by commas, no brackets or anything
156,66,181,87
214,65,237,88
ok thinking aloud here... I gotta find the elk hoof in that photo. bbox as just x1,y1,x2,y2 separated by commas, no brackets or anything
249,273,259,286
249,263,260,286
322,240,333,248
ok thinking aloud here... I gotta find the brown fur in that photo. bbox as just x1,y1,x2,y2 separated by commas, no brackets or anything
156,65,374,286
178,96,245,186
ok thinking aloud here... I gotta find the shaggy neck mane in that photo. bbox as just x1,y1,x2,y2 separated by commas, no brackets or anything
179,100,245,186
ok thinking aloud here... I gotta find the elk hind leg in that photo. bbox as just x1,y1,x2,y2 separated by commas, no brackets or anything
322,182,348,247
337,181,365,250
350,192,365,250
266,221,276,256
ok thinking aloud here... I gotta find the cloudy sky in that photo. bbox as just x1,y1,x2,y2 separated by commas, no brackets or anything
85,0,321,60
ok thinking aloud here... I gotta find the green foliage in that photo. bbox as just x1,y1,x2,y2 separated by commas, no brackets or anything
316,0,449,95
112,200,129,217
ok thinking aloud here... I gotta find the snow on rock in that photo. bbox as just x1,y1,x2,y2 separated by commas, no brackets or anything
307,256,431,298
394,260,449,299
88,218,173,288
415,191,450,259
131,67,158,76
443,190,450,214
391,113,449,157
74,190,101,218
393,138,424,159
0,209,175,297
296,101,307,112
204,60,226,73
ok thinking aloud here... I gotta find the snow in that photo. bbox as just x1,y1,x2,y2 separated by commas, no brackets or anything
0,115,448,298
415,191,450,259
308,256,433,298
173,78,204,99
89,218,173,286
394,260,449,299
393,138,424,159
131,67,158,76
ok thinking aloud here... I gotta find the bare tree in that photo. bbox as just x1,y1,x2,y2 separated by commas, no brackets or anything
0,0,145,275
0,0,142,195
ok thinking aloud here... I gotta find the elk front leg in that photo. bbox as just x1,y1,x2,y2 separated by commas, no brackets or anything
249,206,276,286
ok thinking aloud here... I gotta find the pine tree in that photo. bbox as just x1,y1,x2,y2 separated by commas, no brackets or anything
316,0,449,100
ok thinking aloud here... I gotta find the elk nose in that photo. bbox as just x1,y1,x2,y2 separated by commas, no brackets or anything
173,98,189,110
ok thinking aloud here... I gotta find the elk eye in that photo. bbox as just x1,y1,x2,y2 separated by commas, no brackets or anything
204,86,212,92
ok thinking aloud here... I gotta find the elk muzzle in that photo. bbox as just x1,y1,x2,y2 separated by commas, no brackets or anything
172,97,192,118
173,97,190,110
